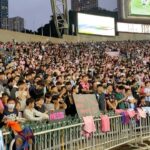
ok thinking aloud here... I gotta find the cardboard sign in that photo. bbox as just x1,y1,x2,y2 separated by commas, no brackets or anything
49,110,65,122
105,52,120,57
0,130,4,150
73,94,100,118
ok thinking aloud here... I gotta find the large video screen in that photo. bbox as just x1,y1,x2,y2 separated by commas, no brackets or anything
78,13,115,36
130,0,150,16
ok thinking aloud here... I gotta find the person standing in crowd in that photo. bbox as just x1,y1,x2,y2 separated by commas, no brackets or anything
95,84,106,112
65,85,77,116
44,93,54,113
105,84,118,111
125,89,137,109
115,85,127,109
79,75,93,94
144,81,150,104
16,81,30,111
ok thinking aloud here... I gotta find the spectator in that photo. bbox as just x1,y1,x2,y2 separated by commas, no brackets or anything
16,81,30,111
23,98,49,121
95,84,106,112
51,95,67,110
144,81,150,103
115,85,127,109
3,98,18,121
44,93,54,113
79,75,92,94
125,89,137,109
35,97,47,113
105,84,118,111
1,93,9,106
137,96,147,107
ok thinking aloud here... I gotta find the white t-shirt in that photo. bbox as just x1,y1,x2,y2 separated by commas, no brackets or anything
144,88,150,102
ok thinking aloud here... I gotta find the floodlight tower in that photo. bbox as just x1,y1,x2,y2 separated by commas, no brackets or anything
50,0,69,37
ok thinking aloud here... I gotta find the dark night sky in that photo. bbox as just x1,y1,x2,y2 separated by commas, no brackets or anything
9,0,117,30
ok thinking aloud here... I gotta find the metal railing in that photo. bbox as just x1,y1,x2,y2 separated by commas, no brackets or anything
2,115,150,150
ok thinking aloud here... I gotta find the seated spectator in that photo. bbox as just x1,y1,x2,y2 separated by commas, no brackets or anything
15,101,22,117
10,77,19,99
44,93,54,113
3,98,18,121
51,85,59,96
1,93,9,106
23,98,49,121
51,95,67,110
29,80,44,99
137,96,147,107
35,97,47,113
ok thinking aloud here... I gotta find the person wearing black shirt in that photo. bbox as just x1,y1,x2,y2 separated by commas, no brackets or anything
95,84,106,112
35,97,47,113
65,85,77,116
3,98,18,121
105,84,118,111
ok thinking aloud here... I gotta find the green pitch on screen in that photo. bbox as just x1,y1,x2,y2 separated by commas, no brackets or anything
131,0,150,15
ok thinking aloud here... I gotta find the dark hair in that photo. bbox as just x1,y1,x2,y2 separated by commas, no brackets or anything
7,98,16,104
26,98,35,106
36,80,44,87
2,93,9,97
137,96,146,107
56,81,62,86
45,93,51,99
0,72,4,75
51,85,56,90
72,85,77,90
51,95,59,101
97,84,103,88
17,80,25,86
65,81,71,86
140,96,145,100
36,97,44,102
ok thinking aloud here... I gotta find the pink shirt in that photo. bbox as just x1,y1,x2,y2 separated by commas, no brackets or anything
80,81,90,91
127,109,136,118
137,108,146,119
101,115,110,132
115,109,125,115
83,116,96,133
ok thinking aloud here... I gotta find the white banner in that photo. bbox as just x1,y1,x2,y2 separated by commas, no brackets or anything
117,22,150,34
105,52,120,57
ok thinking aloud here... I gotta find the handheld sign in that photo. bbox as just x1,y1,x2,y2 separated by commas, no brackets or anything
73,94,100,118
49,110,66,122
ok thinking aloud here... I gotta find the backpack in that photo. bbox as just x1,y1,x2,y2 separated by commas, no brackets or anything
15,127,34,150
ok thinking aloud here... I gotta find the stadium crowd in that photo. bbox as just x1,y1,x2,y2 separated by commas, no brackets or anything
0,40,150,127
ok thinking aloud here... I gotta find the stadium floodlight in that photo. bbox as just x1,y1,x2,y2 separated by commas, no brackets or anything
50,0,69,37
